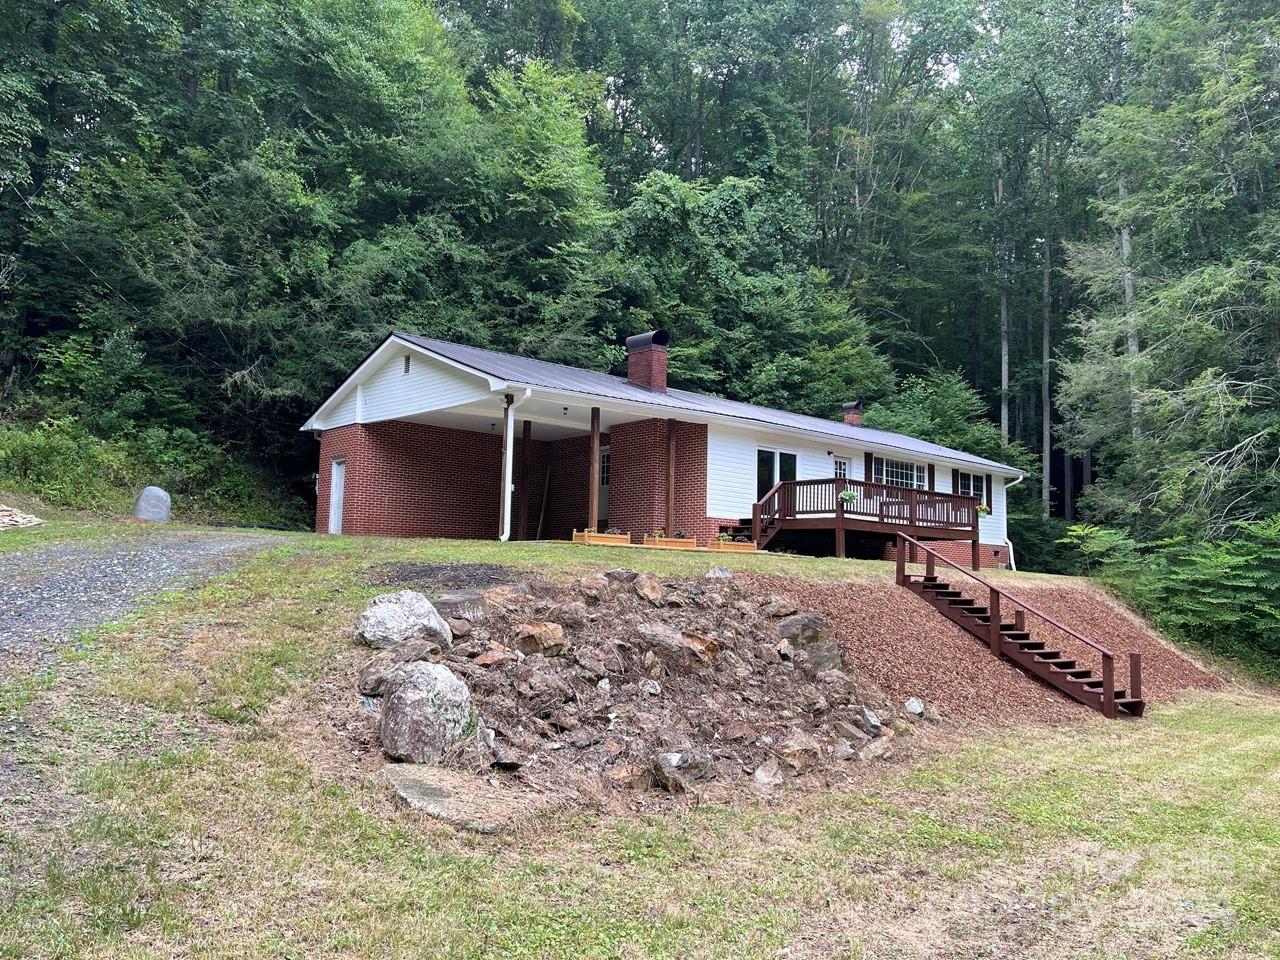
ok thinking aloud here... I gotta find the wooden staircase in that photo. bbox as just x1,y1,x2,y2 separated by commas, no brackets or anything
895,534,1145,719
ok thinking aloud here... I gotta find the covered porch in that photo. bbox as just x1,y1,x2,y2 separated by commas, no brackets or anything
352,389,710,544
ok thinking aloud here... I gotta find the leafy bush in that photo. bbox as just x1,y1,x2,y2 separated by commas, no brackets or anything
0,418,308,527
1092,516,1280,679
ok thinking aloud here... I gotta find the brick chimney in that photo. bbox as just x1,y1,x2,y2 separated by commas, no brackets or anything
626,330,670,391
842,401,863,426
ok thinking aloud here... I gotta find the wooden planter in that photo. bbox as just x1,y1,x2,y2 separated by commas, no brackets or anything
709,539,757,553
572,530,633,547
643,536,698,550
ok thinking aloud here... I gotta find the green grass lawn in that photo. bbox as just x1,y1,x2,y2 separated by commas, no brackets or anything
1,533,1276,959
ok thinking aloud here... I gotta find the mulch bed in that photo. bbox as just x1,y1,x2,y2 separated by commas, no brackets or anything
365,562,521,592
744,574,1224,725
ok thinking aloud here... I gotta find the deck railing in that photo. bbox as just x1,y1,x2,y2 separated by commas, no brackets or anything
752,478,979,543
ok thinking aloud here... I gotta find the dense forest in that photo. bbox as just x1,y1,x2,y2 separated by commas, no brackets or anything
3,0,1279,599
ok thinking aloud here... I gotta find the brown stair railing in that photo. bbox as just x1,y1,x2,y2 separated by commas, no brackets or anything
895,533,1143,719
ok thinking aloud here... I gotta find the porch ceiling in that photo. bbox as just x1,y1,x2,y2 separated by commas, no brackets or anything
395,395,657,441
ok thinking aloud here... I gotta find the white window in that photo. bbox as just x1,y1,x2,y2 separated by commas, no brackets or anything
956,471,982,499
599,449,610,486
873,456,926,489
833,457,849,479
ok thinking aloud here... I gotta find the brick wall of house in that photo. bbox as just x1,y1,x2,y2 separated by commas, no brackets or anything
316,421,503,538
883,539,1010,570
316,417,728,547
605,418,724,546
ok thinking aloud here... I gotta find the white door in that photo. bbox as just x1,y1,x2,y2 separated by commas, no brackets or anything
328,459,345,534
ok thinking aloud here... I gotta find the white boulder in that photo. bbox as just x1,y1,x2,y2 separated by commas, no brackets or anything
354,590,452,649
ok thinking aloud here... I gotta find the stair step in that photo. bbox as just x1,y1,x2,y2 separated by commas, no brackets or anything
1001,629,1030,641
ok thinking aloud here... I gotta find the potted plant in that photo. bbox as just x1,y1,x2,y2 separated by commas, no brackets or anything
976,503,991,517
572,526,633,546
709,531,757,553
643,528,697,550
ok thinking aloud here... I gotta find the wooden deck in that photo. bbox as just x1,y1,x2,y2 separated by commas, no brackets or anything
749,478,981,564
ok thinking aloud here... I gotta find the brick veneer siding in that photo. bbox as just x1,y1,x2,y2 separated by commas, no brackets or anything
607,419,722,546
316,421,503,538
884,539,1010,570
317,417,727,545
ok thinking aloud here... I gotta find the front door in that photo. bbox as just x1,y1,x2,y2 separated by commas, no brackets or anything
598,446,610,524
756,449,797,499
328,459,345,534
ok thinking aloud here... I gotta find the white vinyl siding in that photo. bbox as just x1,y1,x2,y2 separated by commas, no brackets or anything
707,423,1008,546
316,352,491,429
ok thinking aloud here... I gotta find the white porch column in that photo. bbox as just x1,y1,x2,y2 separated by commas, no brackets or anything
498,389,530,541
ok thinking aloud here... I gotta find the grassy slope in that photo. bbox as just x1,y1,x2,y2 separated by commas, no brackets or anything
1,535,1277,959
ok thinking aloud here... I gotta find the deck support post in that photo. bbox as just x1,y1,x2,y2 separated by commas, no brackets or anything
666,419,677,536
971,537,981,571
1129,652,1142,702
895,534,906,584
833,478,846,558
988,587,1002,655
587,406,601,534
517,419,532,540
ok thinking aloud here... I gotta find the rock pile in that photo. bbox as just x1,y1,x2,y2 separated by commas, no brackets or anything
0,504,43,530
352,569,932,796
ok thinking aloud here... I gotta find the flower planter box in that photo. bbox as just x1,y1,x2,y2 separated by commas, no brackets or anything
642,536,698,550
709,539,757,553
572,530,633,547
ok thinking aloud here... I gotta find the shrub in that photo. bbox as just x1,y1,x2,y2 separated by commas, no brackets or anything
0,418,307,527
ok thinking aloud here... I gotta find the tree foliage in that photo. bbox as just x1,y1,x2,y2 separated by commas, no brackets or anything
2,0,1278,608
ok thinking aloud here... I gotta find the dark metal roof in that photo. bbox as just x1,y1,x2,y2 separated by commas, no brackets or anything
393,332,1023,475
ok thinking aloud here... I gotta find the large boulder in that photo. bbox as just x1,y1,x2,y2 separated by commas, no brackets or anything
651,749,716,792
355,591,452,650
776,613,843,673
379,662,474,763
130,486,171,523
358,639,441,696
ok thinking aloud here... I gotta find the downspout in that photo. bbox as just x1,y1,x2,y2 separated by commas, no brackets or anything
499,388,532,542
1003,473,1025,571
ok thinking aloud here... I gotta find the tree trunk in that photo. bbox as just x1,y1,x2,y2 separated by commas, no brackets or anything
1063,451,1074,522
1119,178,1139,445
1000,289,1010,443
996,159,1010,443
1040,134,1053,518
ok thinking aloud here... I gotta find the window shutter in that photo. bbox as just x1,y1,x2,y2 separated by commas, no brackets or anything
864,452,873,482
927,464,935,490
985,474,993,507
952,468,960,493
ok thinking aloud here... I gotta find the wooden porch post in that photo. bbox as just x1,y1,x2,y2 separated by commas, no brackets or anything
517,419,532,540
587,406,601,533
666,419,677,536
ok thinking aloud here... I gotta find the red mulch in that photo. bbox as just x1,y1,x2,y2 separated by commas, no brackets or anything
744,574,1224,725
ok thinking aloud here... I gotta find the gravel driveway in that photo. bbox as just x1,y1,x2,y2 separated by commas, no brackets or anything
0,530,283,663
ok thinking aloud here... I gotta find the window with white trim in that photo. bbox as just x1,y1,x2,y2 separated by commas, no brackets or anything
599,449,610,486
956,470,982,499
833,457,849,479
873,456,926,489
